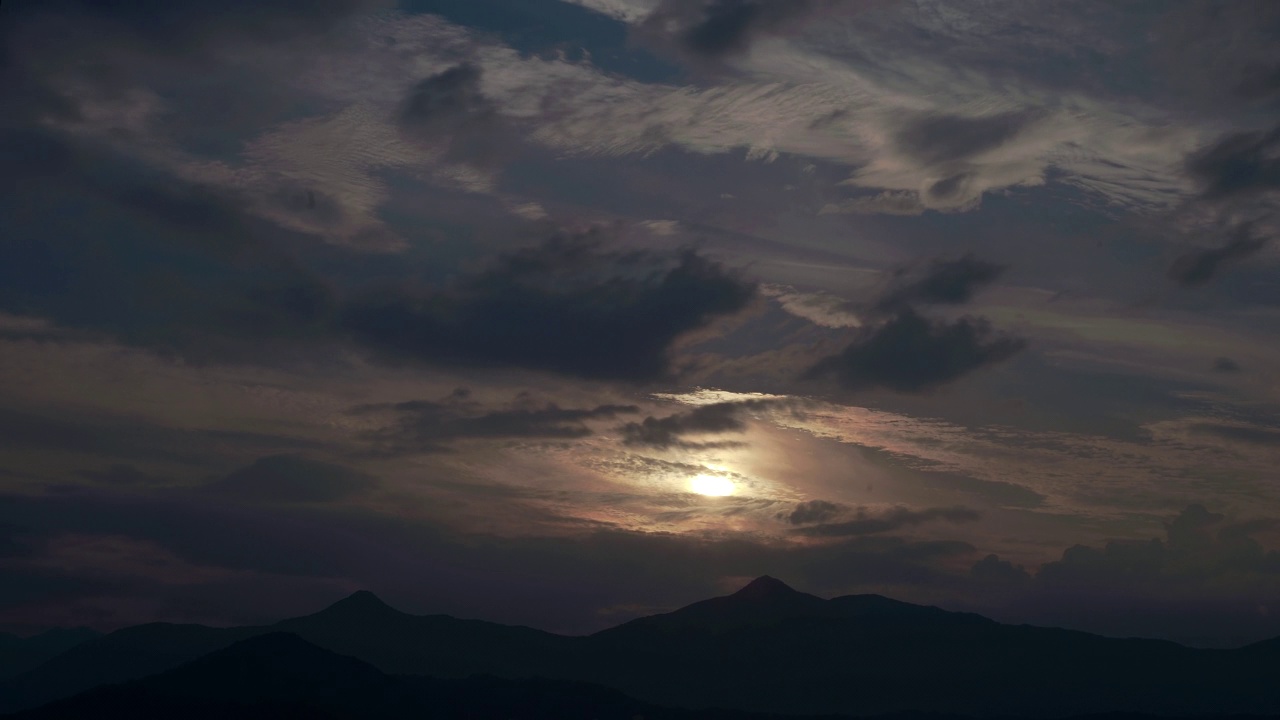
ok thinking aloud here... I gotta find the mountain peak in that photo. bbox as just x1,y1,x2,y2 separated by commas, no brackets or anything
733,575,799,599
322,590,399,617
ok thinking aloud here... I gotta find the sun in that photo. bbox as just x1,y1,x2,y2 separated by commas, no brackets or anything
690,474,736,497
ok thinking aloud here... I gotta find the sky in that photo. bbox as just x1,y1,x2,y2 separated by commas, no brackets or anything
1,0,1278,648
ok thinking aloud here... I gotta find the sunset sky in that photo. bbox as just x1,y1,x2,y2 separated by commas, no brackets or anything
2,0,1279,648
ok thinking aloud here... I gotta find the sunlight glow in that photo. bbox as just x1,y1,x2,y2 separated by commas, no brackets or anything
690,474,736,497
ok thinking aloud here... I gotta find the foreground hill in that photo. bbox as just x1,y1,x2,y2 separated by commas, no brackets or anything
9,633,1272,720
2,577,1278,717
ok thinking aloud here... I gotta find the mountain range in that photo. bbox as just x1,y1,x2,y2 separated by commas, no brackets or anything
2,577,1278,718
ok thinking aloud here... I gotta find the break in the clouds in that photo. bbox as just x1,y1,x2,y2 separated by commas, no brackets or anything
2,0,1280,651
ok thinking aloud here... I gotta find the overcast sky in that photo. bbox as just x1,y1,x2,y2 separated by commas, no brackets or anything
1,0,1278,648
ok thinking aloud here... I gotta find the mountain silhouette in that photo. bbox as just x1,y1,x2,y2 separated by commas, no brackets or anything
0,629,98,681
3,577,1279,717
10,632,1270,720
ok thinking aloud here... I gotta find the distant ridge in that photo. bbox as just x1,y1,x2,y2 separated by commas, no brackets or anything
3,577,1279,718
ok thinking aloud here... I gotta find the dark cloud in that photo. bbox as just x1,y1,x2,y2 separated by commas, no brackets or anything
806,309,1025,393
969,553,1031,585
342,233,756,382
1187,422,1280,446
794,505,981,538
1185,124,1280,201
973,505,1280,646
1212,356,1242,373
1236,63,1280,102
400,64,495,135
1,0,388,55
1168,220,1270,286
781,499,844,526
0,128,338,362
876,254,1006,312
637,0,836,62
0,406,322,469
357,391,639,453
203,455,376,504
397,63,511,167
77,465,167,486
895,111,1039,166
619,400,778,448
0,0,387,137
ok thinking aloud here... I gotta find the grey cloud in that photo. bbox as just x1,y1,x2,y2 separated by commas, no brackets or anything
1212,356,1242,373
895,111,1040,166
1168,219,1270,287
974,505,1280,646
0,129,338,362
1185,124,1280,201
782,499,845,525
398,63,510,167
0,406,322,469
77,465,167,486
1187,422,1280,446
806,309,1025,393
969,553,1031,585
794,505,981,537
359,391,640,452
2,0,388,55
1235,63,1280,102
203,455,377,504
341,232,756,382
0,0,386,136
876,254,1006,312
619,400,778,448
400,64,495,135
638,0,829,61
821,191,926,217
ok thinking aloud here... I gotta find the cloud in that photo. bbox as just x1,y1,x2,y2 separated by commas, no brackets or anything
1212,356,1242,373
397,63,511,168
1186,422,1280,446
781,499,844,525
619,400,775,448
895,111,1043,168
1185,124,1280,202
400,64,494,133
806,310,1025,393
875,254,1006,311
820,191,926,217
1168,219,1270,286
341,232,756,382
761,285,862,328
637,0,827,61
976,505,1280,646
357,390,640,452
77,465,166,486
793,505,981,537
202,455,376,504
0,128,339,361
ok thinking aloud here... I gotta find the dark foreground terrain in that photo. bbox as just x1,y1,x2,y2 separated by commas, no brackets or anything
3,577,1278,718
